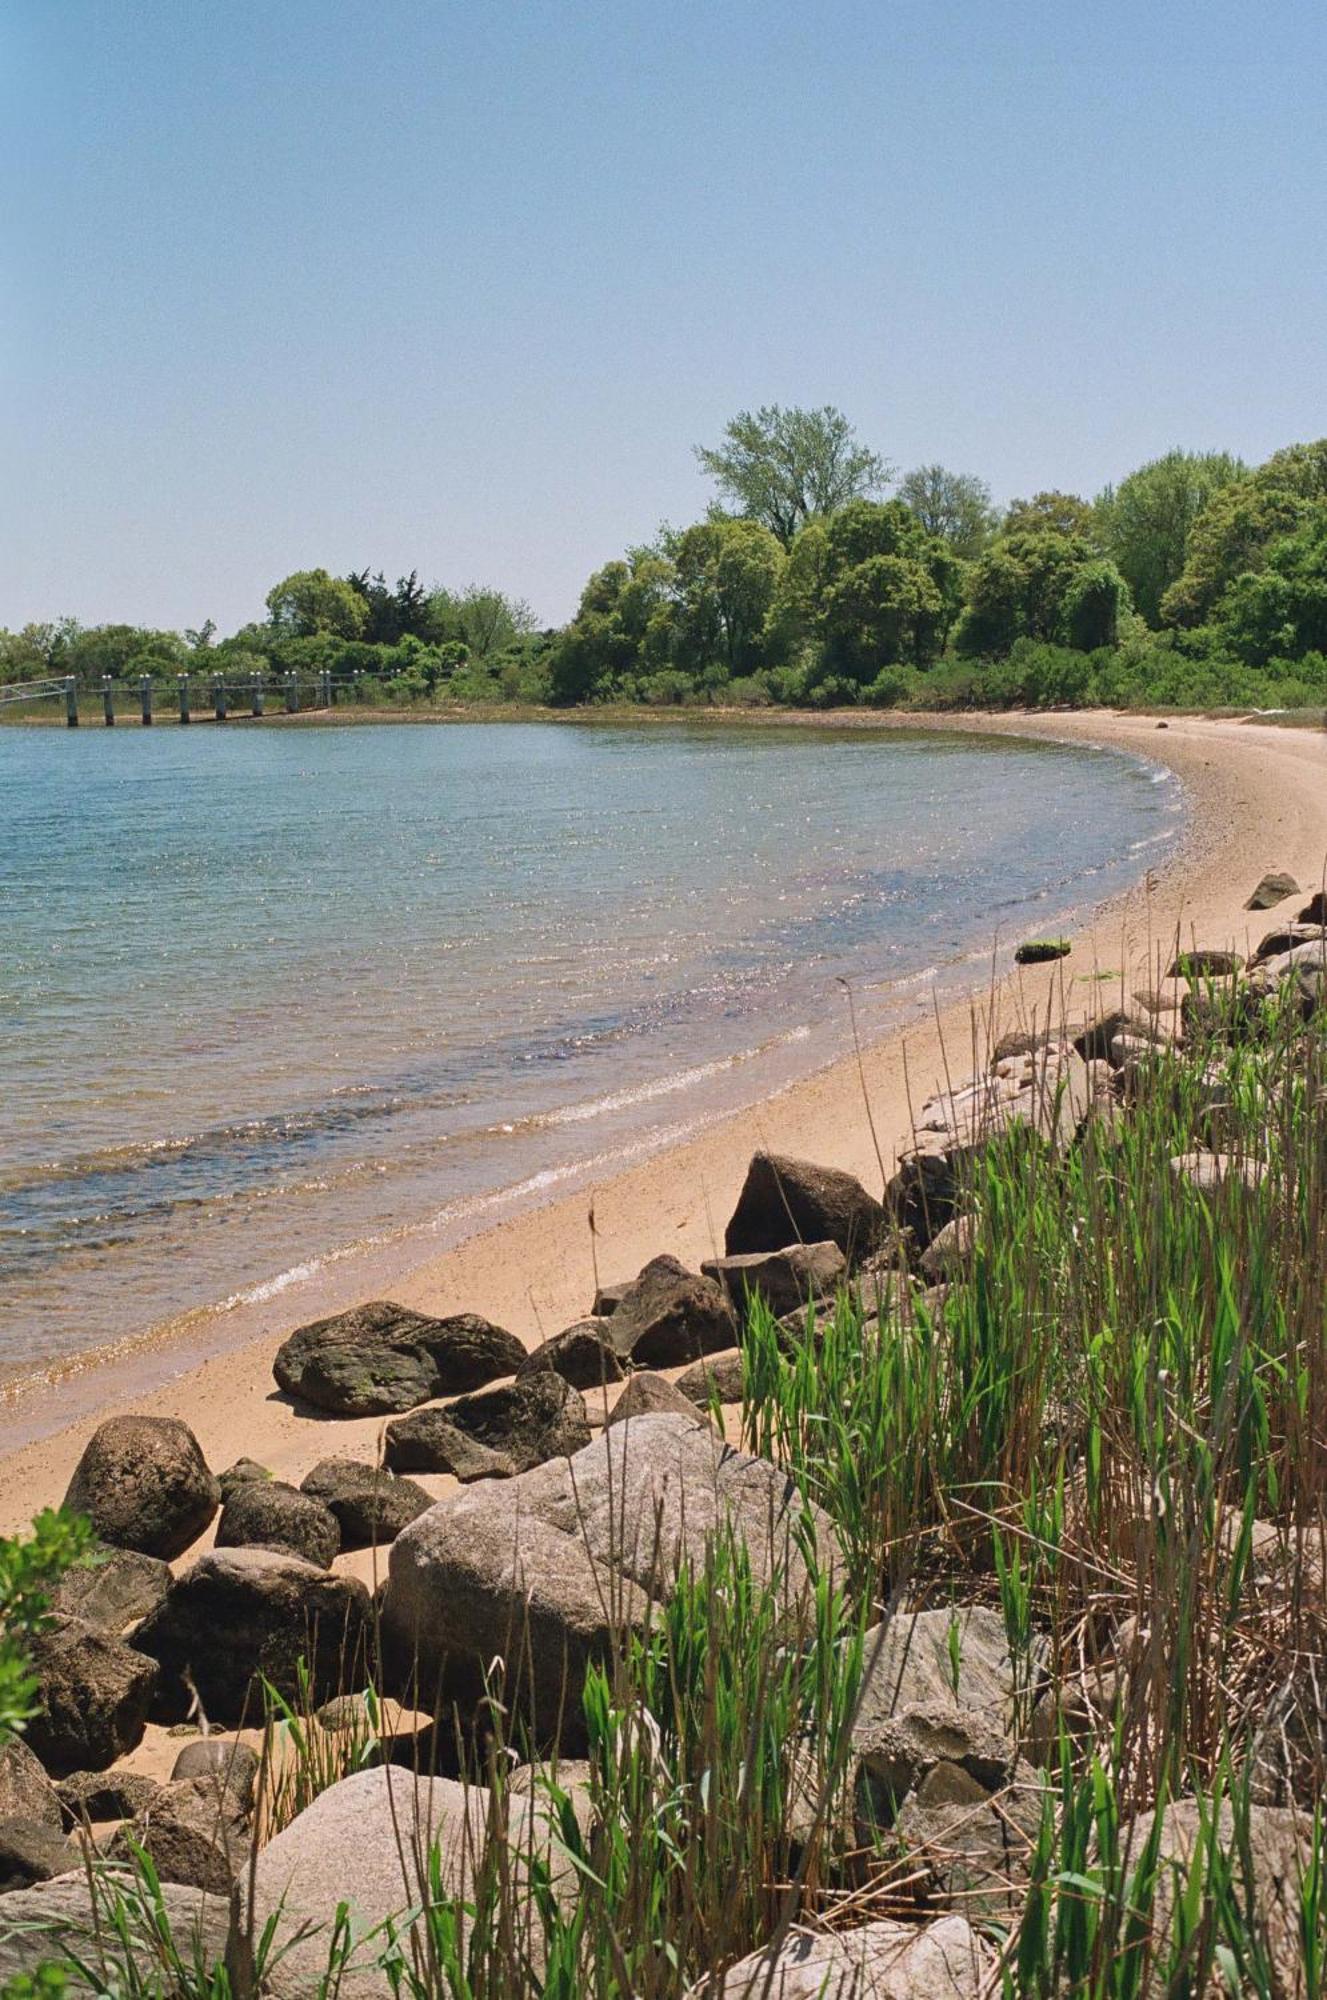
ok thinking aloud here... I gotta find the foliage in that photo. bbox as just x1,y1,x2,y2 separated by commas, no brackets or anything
695,403,890,545
897,462,998,557
0,1509,96,1741
1095,448,1245,625
1003,490,1098,540
264,567,370,639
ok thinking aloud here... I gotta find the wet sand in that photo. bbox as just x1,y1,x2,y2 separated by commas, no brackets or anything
2,709,1325,1537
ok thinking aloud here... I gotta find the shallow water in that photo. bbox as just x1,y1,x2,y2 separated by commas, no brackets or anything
0,718,1180,1387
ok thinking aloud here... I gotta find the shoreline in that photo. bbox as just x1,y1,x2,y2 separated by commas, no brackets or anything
3,708,1325,1535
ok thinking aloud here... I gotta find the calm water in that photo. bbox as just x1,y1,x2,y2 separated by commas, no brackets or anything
0,719,1180,1387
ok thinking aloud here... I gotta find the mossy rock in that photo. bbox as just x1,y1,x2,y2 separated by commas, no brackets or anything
1015,939,1071,965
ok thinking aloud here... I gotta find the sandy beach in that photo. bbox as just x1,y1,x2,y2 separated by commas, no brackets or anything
3,707,1325,1541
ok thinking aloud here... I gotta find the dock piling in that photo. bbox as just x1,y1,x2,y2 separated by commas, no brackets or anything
102,676,115,726
139,675,153,726
64,677,79,727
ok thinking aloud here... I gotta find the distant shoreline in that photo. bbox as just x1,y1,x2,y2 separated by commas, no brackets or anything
2,711,1326,1535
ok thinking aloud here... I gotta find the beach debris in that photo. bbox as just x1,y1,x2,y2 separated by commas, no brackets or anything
691,1914,992,1998
62,1415,220,1561
1014,937,1070,964
516,1318,625,1389
299,1457,432,1550
724,1152,885,1267
606,1371,711,1430
1246,870,1300,910
382,1414,836,1742
701,1241,846,1320
215,1478,341,1569
24,1617,158,1775
440,1371,592,1473
134,1547,371,1726
603,1254,737,1367
50,1546,171,1636
383,1409,518,1481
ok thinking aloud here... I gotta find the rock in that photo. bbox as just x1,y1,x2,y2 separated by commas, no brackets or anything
50,1548,171,1635
384,1415,836,1738
250,1765,577,1997
1168,1151,1267,1193
170,1737,261,1810
1114,1800,1313,1998
853,1607,1025,1742
0,1870,229,1986
217,1457,272,1500
1246,871,1300,911
61,1416,220,1561
1246,1665,1327,1807
442,1372,592,1472
854,1705,1014,1832
383,1409,518,1481
606,1372,710,1429
591,1279,631,1316
299,1458,432,1549
918,1214,976,1283
0,1817,69,1893
605,1255,737,1366
109,1777,249,1893
0,1739,61,1832
24,1618,158,1775
134,1547,371,1726
516,1319,625,1389
701,1242,846,1319
725,1153,885,1266
1248,922,1326,968
677,1349,745,1406
1014,939,1071,964
893,1761,1038,1918
215,1478,341,1567
55,1769,162,1827
1166,948,1245,979
1073,1007,1155,1064
272,1302,524,1416
693,1915,992,1997
1299,890,1327,925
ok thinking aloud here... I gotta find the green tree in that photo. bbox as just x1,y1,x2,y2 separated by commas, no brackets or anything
695,405,890,545
897,464,997,558
1062,558,1129,651
1160,443,1327,627
956,530,1128,655
1003,491,1098,541
1214,509,1327,664
1096,450,1245,624
265,568,370,638
823,554,944,677
669,518,785,677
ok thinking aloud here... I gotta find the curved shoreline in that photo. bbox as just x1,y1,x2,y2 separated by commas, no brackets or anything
2,709,1324,1533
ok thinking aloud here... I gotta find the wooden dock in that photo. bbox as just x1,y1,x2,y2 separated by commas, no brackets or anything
0,671,369,726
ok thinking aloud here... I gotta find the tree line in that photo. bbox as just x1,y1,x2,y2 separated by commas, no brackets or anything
5,407,1327,714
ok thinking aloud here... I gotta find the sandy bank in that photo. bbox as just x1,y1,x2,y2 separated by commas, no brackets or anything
2,710,1325,1537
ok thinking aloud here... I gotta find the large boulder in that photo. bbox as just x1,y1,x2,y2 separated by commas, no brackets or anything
701,1242,846,1320
134,1547,371,1725
0,1739,61,1832
0,1870,229,1986
170,1737,261,1811
517,1319,625,1389
441,1372,592,1472
24,1618,158,1776
50,1548,171,1635
0,1817,70,1894
677,1349,745,1406
383,1409,517,1481
605,1255,737,1366
1246,871,1300,911
853,1607,1025,1744
107,1775,250,1894
300,1458,432,1549
383,1415,836,1738
215,1479,341,1567
725,1154,884,1265
250,1765,577,1997
273,1302,526,1417
606,1372,710,1429
61,1417,219,1560
693,1915,991,1997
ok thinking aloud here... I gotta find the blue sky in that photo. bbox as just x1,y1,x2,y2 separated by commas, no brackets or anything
3,1,1325,634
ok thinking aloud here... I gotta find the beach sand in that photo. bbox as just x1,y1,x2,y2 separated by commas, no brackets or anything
3,709,1325,1539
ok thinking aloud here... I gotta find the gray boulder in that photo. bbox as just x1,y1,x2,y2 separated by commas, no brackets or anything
383,1409,517,1481
0,1870,229,1986
0,1739,61,1832
1246,871,1300,911
702,1242,846,1320
273,1302,441,1415
853,1607,1025,1743
55,1769,162,1827
51,1548,171,1635
442,1372,592,1472
61,1416,219,1560
215,1478,341,1567
677,1349,745,1406
517,1319,624,1388
299,1458,432,1549
606,1372,710,1429
384,1415,836,1738
170,1737,260,1810
606,1255,737,1366
250,1765,577,1997
725,1153,885,1265
134,1546,371,1725
0,1817,69,1894
25,1618,158,1775
693,1915,991,1997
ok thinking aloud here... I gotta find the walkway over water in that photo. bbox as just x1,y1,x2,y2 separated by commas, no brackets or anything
0,671,369,725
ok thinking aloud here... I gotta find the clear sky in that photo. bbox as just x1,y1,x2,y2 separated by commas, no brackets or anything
3,1,1325,636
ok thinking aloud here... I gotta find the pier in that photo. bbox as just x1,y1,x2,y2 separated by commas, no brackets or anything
0,670,371,726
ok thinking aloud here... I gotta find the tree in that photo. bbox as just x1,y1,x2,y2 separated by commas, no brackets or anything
1215,509,1327,665
669,518,785,676
1096,450,1245,624
955,530,1129,655
823,554,944,677
1003,491,1097,541
1160,440,1327,627
695,405,890,545
898,464,997,558
265,568,369,639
